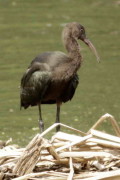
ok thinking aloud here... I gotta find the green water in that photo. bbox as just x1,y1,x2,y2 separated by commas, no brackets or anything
0,0,120,146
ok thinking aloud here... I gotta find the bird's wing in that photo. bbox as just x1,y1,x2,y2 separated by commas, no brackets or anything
30,51,70,69
21,62,50,87
61,74,79,102
20,62,51,109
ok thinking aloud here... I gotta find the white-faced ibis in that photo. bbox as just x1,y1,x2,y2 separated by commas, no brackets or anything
20,22,99,132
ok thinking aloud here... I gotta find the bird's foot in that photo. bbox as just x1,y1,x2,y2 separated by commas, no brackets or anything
39,120,44,133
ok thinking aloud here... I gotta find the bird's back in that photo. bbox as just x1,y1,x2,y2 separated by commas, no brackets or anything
20,51,79,108
30,51,70,69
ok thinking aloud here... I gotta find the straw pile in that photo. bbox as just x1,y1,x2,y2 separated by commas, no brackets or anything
1,113,120,180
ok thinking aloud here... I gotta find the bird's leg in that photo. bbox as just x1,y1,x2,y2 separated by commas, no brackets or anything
38,103,44,133
56,103,61,132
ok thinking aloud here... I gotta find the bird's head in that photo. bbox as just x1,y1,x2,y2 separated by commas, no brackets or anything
64,22,100,62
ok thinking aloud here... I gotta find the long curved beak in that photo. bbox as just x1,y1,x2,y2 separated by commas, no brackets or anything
83,38,100,63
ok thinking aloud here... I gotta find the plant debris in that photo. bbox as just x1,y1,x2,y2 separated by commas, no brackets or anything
1,113,120,180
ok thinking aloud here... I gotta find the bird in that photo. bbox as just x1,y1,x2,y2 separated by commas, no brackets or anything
20,22,99,133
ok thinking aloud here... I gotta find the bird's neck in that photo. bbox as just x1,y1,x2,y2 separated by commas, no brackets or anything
52,37,83,81
64,36,82,78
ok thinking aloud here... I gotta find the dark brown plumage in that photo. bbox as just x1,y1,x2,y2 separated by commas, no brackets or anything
20,22,99,132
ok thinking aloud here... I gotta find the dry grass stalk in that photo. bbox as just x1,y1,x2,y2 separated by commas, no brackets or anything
74,170,120,180
51,132,83,142
40,122,86,138
52,142,69,148
59,123,86,136
13,171,67,180
82,169,120,180
90,129,120,143
13,134,44,176
67,147,74,180
56,134,92,152
87,137,120,149
59,151,114,159
88,113,120,136
0,172,4,180
47,144,60,160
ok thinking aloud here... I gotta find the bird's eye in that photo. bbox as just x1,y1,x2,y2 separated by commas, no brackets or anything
80,28,83,32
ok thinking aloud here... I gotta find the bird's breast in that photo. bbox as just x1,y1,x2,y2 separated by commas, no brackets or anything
43,80,69,102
